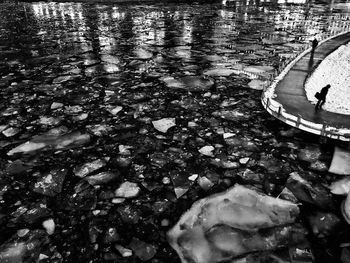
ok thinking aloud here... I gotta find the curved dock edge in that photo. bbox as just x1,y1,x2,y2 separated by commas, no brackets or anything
261,31,350,142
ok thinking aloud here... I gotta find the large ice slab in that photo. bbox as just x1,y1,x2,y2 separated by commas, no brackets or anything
167,184,304,263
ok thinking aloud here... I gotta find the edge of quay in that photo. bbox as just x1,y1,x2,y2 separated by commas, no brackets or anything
261,31,350,142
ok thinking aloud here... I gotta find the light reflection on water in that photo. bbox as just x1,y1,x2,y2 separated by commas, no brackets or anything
1,0,350,77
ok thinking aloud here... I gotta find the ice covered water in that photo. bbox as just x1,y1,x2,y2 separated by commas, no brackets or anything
1,1,350,262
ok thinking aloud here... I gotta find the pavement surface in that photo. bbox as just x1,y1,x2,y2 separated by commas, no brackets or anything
275,32,350,129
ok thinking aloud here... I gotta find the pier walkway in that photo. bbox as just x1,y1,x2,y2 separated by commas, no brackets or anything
261,32,350,141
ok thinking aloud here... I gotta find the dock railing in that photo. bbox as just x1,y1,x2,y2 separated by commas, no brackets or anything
260,31,350,141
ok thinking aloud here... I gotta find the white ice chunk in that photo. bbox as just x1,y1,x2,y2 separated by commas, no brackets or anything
42,218,55,235
115,181,140,198
108,106,123,115
167,184,300,263
7,141,46,156
51,102,64,110
204,68,235,77
0,242,26,262
152,118,176,133
133,49,153,60
198,146,214,157
329,146,350,175
329,176,350,195
248,79,266,90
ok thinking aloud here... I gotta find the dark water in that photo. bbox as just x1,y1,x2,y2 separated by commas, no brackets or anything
1,0,350,262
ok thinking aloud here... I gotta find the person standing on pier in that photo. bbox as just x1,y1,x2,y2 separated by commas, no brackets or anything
315,84,331,110
311,38,318,53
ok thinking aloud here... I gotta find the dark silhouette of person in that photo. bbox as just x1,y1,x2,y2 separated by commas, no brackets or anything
308,50,314,72
311,38,318,53
315,84,331,110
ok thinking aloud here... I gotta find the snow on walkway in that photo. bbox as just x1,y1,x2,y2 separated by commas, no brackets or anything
305,42,350,115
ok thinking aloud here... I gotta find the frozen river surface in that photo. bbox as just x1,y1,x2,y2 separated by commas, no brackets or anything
1,1,350,262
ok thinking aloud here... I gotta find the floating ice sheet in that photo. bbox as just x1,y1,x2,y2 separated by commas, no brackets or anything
329,146,350,175
152,118,176,133
167,184,304,263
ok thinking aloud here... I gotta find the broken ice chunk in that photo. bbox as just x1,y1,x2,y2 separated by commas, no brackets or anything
53,75,80,84
329,146,350,175
51,102,64,110
161,76,185,89
152,118,176,133
198,146,214,157
204,224,306,260
0,242,26,262
133,49,153,60
223,133,235,139
188,174,198,181
286,172,334,209
162,76,214,92
0,230,48,263
55,132,91,149
239,157,250,164
39,116,61,126
167,184,302,263
115,245,132,257
8,131,90,156
107,106,123,115
74,159,107,178
85,171,119,185
7,141,46,156
115,181,140,198
248,79,266,90
170,171,193,198
0,125,8,133
198,176,215,191
73,113,89,121
2,127,20,137
204,68,235,77
129,237,157,261
329,176,350,195
33,169,67,196
42,218,55,235
278,187,299,203
119,145,132,155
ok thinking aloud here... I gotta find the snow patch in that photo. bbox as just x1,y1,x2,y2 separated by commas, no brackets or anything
305,42,350,115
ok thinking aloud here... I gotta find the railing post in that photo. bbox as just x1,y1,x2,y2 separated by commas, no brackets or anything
296,116,301,127
266,97,270,108
278,106,282,116
321,124,326,136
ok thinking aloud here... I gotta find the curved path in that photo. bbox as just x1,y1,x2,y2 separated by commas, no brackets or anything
265,32,350,140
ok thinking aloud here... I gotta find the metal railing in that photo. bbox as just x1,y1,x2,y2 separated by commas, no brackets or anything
260,31,350,141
